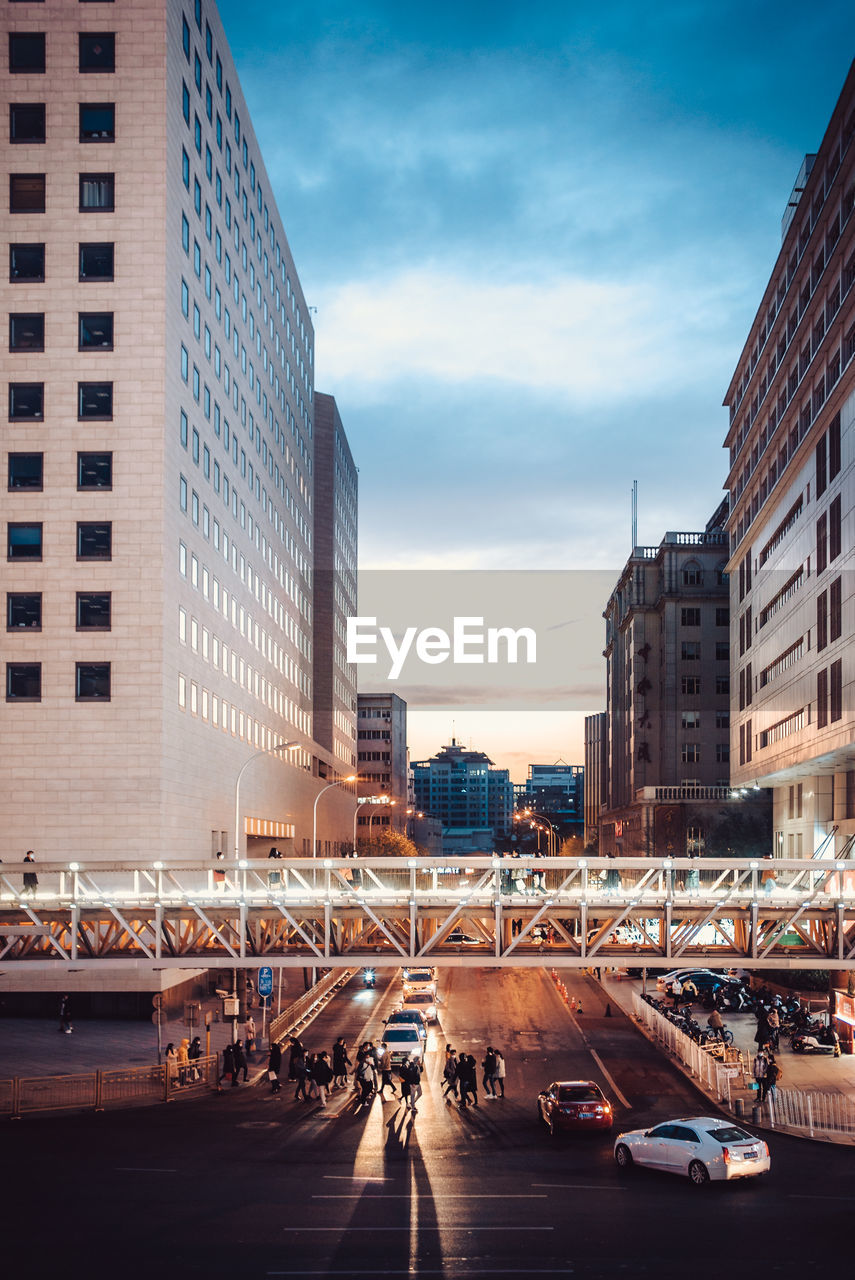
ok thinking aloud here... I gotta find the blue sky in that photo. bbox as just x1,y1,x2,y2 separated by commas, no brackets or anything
218,1,855,776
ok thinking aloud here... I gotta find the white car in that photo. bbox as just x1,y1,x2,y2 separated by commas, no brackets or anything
614,1117,770,1185
400,990,438,1022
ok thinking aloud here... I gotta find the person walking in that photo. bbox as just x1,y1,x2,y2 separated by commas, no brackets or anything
492,1049,506,1097
442,1049,459,1100
165,1042,178,1086
669,977,683,1008
311,1050,333,1107
765,1052,782,1106
292,1046,309,1101
752,1049,769,1102
58,993,72,1035
188,1035,202,1081
22,850,38,895
219,1042,235,1087
177,1037,190,1086
213,850,226,892
244,1015,257,1057
268,1040,282,1093
355,1052,375,1105
377,1042,395,1099
287,1036,304,1080
232,1039,248,1084
405,1056,423,1114
458,1054,478,1108
332,1037,352,1089
482,1047,497,1097
766,1005,780,1051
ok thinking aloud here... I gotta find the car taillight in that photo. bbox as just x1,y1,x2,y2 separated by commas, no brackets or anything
762,1142,769,1157
722,1147,730,1164
603,1103,612,1113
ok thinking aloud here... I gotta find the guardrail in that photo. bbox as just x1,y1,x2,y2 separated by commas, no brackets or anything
0,1054,219,1120
768,1086,855,1137
268,967,356,1044
632,992,746,1105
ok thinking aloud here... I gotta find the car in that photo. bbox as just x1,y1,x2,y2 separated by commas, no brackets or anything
614,1117,770,1185
401,989,438,1022
446,928,479,945
385,1008,428,1039
382,1024,425,1068
537,1080,613,1135
656,968,730,993
402,966,435,985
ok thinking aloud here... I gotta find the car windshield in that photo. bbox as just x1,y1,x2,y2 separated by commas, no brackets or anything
385,1028,420,1043
558,1085,601,1102
709,1126,753,1144
404,994,433,1006
405,971,433,983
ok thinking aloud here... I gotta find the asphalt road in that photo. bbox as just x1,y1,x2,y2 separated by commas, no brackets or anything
2,968,850,1279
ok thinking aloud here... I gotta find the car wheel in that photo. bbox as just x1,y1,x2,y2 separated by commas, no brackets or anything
688,1160,710,1186
614,1143,633,1170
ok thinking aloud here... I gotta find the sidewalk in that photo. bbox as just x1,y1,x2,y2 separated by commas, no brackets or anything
598,971,855,1142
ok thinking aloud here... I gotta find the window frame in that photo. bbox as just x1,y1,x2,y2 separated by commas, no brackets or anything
7,451,43,490
75,661,111,702
78,241,114,281
9,102,46,144
78,32,115,73
6,591,42,632
76,521,112,561
79,101,115,143
9,312,45,352
10,173,46,214
78,172,115,212
6,661,41,702
10,242,45,282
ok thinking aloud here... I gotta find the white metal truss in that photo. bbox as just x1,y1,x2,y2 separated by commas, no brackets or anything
1,855,855,970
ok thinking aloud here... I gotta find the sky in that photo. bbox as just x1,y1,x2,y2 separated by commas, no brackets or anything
218,0,855,780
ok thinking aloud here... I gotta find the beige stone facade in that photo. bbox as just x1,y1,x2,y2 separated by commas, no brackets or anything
2,0,357,865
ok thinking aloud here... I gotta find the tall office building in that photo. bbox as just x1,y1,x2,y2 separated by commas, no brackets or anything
412,739,512,851
356,692,407,833
515,763,584,843
726,64,855,858
583,712,606,848
2,0,357,863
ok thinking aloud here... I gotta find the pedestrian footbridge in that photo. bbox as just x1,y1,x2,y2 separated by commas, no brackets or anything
2,856,855,971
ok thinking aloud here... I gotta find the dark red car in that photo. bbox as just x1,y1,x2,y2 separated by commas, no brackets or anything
537,1080,613,1136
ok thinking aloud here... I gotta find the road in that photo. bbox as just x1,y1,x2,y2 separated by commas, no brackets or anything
2,967,849,1278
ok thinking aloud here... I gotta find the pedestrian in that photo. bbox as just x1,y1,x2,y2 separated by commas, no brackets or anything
22,850,38,895
220,1042,235,1086
311,1050,333,1106
244,1014,257,1057
442,1048,459,1100
287,1035,304,1080
766,1005,780,1051
406,1056,423,1114
188,1035,202,1081
398,1059,412,1111
268,1040,282,1093
58,993,72,1035
232,1039,247,1084
765,1052,782,1105
332,1037,352,1089
458,1053,478,1108
493,1049,506,1097
754,1008,770,1048
165,1042,178,1084
670,978,683,1008
213,850,226,892
482,1047,497,1097
752,1049,769,1101
686,850,700,897
761,857,777,896
292,1047,309,1101
267,847,283,890
707,1008,726,1042
177,1037,190,1086
377,1042,395,1098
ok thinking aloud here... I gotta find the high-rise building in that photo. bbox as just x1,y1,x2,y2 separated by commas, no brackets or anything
356,692,408,834
412,739,512,850
515,763,584,843
1,0,357,864
583,712,606,848
598,505,768,856
313,392,357,775
726,64,855,858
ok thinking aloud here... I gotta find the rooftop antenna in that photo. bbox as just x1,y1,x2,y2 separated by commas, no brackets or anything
631,480,638,551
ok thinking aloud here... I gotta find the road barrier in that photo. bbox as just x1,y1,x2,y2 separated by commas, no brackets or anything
767,1085,855,1137
0,1054,219,1120
632,992,746,1106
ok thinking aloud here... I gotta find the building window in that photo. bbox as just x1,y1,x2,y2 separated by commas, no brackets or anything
7,592,41,630
79,32,114,71
78,312,113,349
9,33,45,73
817,667,828,729
76,591,111,630
79,241,113,280
79,173,114,211
78,381,112,418
9,243,44,281
817,589,828,651
715,607,729,627
716,675,730,696
681,561,702,586
829,494,842,562
681,675,700,695
680,607,701,626
6,662,41,701
10,173,45,213
8,382,43,419
715,642,730,662
76,521,111,560
8,452,42,490
681,711,700,729
830,576,842,643
817,512,828,575
715,710,730,729
10,103,46,143
76,661,110,701
9,313,44,351
715,743,730,763
829,412,841,481
79,102,114,142
77,451,112,489
681,641,700,661
681,743,700,763
7,522,42,559
830,659,843,723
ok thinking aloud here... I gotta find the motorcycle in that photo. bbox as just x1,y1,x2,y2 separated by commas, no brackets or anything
362,967,376,988
792,1026,841,1056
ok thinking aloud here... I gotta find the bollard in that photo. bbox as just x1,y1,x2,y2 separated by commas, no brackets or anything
734,1097,744,1119
751,1104,761,1125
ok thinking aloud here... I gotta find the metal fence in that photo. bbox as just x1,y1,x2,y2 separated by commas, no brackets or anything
768,1086,855,1137
0,1054,219,1120
632,992,743,1105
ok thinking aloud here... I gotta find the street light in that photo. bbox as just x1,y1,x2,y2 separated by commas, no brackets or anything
233,740,300,863
352,796,369,852
312,775,358,863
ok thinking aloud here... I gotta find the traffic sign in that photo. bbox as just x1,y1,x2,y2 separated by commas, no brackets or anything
258,965,273,997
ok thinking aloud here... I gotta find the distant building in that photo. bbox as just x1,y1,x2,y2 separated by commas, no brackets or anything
411,739,512,851
515,763,584,843
356,693,408,834
583,713,607,849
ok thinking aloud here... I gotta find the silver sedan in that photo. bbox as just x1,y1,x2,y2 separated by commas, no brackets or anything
614,1117,770,1185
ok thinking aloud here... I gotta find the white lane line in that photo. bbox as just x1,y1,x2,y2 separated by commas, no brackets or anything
283,1227,553,1232
267,1270,575,1276
312,1194,547,1200
115,1167,177,1173
322,1175,392,1182
532,1183,626,1191
589,1049,631,1109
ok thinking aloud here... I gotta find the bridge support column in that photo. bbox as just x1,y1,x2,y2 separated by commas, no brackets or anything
580,901,587,959
155,902,163,959
750,901,758,959
70,904,79,961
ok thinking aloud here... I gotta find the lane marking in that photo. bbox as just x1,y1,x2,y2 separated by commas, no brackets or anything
322,1175,392,1182
115,1167,177,1173
312,1194,547,1200
267,1270,576,1276
282,1227,554,1233
532,1182,626,1191
589,1049,631,1110
789,1194,855,1201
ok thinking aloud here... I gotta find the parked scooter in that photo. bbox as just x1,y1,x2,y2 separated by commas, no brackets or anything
792,1025,841,1056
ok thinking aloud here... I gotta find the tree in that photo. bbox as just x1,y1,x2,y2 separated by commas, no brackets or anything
356,829,422,858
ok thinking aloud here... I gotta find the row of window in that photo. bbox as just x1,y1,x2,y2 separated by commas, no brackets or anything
680,744,730,763
8,592,110,630
680,711,730,729
680,642,730,661
8,381,112,419
680,676,730,695
6,662,110,702
10,172,115,213
8,452,112,491
10,102,117,143
8,32,115,73
7,522,111,560
10,241,113,281
9,312,113,351
680,607,729,627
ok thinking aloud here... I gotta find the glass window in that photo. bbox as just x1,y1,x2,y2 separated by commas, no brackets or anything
6,662,41,701
76,662,111,701
9,313,44,351
76,521,111,560
9,382,43,418
182,82,190,124
7,592,41,630
10,174,45,213
76,592,111,630
9,33,45,73
8,522,42,559
79,173,114,211
80,102,114,142
8,452,43,489
10,103,45,143
9,243,44,281
77,451,112,489
79,33,115,72
79,241,113,280
78,381,112,418
182,16,190,59
78,312,113,349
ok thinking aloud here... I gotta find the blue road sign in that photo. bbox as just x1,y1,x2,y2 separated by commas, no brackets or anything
258,965,273,997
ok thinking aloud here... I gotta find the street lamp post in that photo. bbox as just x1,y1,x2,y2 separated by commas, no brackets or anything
352,797,369,853
233,740,300,864
312,775,358,865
